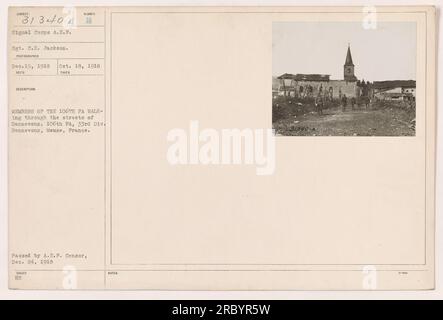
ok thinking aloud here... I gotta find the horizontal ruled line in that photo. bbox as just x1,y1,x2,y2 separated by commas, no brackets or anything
12,58,104,60
12,25,104,28
12,41,104,44
13,74,104,77
13,269,429,272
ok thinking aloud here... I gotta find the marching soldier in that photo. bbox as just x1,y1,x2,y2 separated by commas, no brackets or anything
315,94,324,115
365,96,370,110
351,97,356,110
341,94,347,112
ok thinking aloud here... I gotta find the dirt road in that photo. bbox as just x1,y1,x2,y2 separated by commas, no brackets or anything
273,106,415,136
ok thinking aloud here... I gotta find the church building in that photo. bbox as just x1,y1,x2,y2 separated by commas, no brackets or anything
277,44,360,99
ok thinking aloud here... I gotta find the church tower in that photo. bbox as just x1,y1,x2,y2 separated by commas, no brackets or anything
343,44,357,82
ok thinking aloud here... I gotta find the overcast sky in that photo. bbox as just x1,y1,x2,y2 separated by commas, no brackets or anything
272,22,416,81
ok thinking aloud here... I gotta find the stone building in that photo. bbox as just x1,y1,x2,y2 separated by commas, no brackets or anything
277,44,360,99
372,80,416,101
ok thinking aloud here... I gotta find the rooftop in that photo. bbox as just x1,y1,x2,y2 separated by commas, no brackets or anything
372,80,416,89
277,73,330,81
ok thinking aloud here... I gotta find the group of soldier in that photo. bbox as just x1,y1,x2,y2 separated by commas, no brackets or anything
314,91,371,115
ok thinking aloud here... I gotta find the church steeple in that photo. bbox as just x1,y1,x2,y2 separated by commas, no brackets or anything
343,44,357,81
344,44,354,66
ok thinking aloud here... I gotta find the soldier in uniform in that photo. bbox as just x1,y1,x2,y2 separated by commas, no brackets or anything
341,94,347,112
351,97,356,110
315,94,324,115
365,96,370,110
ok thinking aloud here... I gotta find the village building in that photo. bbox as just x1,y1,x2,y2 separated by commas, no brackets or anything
372,80,416,101
276,45,361,99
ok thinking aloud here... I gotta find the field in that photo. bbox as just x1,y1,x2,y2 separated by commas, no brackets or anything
272,97,415,136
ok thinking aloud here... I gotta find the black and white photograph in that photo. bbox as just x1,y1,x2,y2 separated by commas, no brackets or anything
2,2,440,301
272,22,417,136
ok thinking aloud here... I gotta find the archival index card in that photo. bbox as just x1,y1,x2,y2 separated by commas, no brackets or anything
8,6,436,290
